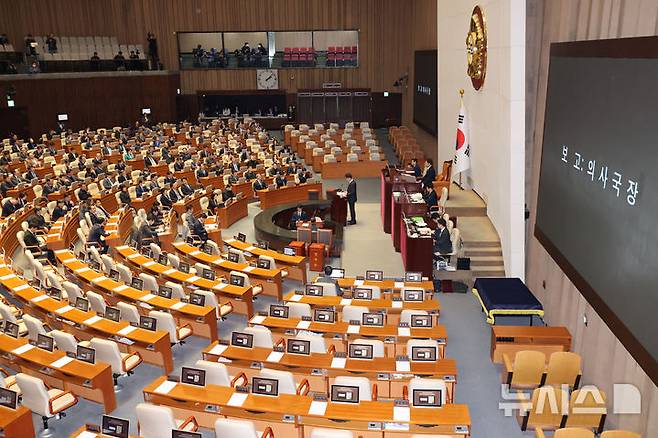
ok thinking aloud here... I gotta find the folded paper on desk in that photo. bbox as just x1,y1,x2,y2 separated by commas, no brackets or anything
209,344,227,356
227,392,248,407
308,400,328,416
50,356,75,369
250,315,266,324
118,326,137,336
266,351,284,363
154,380,177,395
11,344,35,355
331,357,347,369
393,406,411,422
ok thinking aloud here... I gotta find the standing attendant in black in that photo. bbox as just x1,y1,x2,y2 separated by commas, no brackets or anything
345,173,357,225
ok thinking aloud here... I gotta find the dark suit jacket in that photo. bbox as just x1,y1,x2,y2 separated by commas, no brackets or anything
222,189,235,201
51,206,67,222
434,227,452,255
2,202,16,217
346,179,357,203
253,180,267,191
180,184,194,196
136,185,149,198
23,230,41,247
196,169,208,179
119,191,131,205
413,164,422,177
424,189,438,209
88,224,108,244
422,166,436,188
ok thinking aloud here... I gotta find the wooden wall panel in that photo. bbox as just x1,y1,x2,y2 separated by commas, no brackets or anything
526,0,658,434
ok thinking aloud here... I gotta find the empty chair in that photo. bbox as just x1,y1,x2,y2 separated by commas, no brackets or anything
407,377,448,406
214,418,273,438
243,326,274,349
149,242,162,259
117,302,140,325
333,376,374,401
258,368,306,395
116,263,133,284
164,281,186,300
535,429,594,438
503,350,546,388
148,310,192,344
0,303,27,336
399,309,429,325
323,154,337,163
136,403,198,438
564,386,607,433
346,153,358,162
62,281,84,305
314,281,341,297
86,291,107,315
138,273,158,293
352,339,385,358
100,254,116,273
90,338,142,387
228,249,248,264
294,333,327,353
22,314,49,342
229,271,263,296
407,339,441,360
194,289,232,318
204,240,220,255
521,385,570,431
545,351,582,388
194,262,213,276
51,330,86,355
194,360,230,387
16,373,78,435
355,285,381,299
341,305,369,323
286,302,311,319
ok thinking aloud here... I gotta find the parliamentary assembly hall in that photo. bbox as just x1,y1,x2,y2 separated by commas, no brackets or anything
0,0,655,437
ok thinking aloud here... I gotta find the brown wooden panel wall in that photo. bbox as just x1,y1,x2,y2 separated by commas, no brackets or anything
526,0,658,434
0,73,179,137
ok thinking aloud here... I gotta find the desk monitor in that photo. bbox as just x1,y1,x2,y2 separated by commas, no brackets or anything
130,277,144,290
188,293,205,306
365,270,384,281
330,268,345,279
330,384,359,404
0,388,17,410
75,296,90,312
158,253,168,265
101,415,130,438
362,312,385,327
236,233,247,242
227,252,239,263
229,274,245,287
231,332,253,348
179,262,190,273
352,288,373,300
157,285,173,299
172,431,202,438
411,345,437,362
251,377,279,396
201,268,215,281
139,315,157,331
413,389,442,408
257,240,269,250
348,343,374,359
185,236,195,245
180,367,206,387
403,289,424,302
257,258,271,269
4,321,19,338
286,338,310,355
405,272,422,282
76,345,96,364
313,308,335,323
305,284,323,296
283,247,295,256
105,306,121,322
47,288,62,301
88,260,101,271
37,333,54,352
269,304,289,319
109,269,120,281
141,247,152,258
411,314,432,328
57,113,68,121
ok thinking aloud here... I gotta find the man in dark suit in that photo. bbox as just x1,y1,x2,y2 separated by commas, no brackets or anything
196,164,209,179
23,224,57,263
433,217,452,256
179,178,194,196
158,188,173,208
410,158,422,178
101,175,115,191
423,185,438,211
135,180,150,198
118,185,132,207
229,159,240,173
51,199,68,222
222,184,236,202
163,171,176,186
252,174,267,191
144,154,158,167
226,171,239,185
421,158,436,189
185,205,208,242
274,173,287,189
88,218,109,254
345,173,357,225
289,204,308,230
1,198,18,217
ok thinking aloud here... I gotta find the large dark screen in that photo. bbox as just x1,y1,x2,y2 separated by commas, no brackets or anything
536,38,658,382
413,50,437,135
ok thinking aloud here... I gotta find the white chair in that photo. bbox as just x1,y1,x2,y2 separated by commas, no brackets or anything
399,309,429,325
228,249,247,264
310,429,354,438
117,302,140,325
194,289,232,318
323,155,337,164
341,305,369,323
294,333,327,353
333,376,374,401
116,264,133,284
407,339,440,360
149,243,162,259
401,287,425,301
62,281,84,305
136,403,198,438
229,271,263,296
139,273,158,293
164,281,186,300
0,303,27,336
90,338,142,387
357,285,381,299
194,360,230,387
22,314,49,342
352,339,385,358
86,291,107,315
100,254,116,273
258,368,301,395
148,310,192,344
407,377,448,406
346,153,359,162
214,418,273,438
16,373,78,436
243,326,274,349
314,281,340,297
51,330,88,355
286,302,311,319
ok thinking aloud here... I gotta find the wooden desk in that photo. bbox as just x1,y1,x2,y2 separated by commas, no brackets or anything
0,406,35,438
256,182,323,210
113,245,255,318
247,314,446,357
490,326,572,364
93,189,120,214
143,375,470,437
172,241,284,300
172,191,208,217
131,192,159,213
0,333,116,413
332,277,435,293
56,249,218,341
70,425,137,437
283,292,441,325
223,237,307,283
216,195,249,228
392,193,426,252
0,207,34,258
0,263,174,373
400,216,434,278
321,159,387,179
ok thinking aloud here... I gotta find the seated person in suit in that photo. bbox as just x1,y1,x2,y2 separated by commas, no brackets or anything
51,199,69,222
252,174,268,191
316,265,343,296
196,164,209,179
226,170,239,185
185,205,208,242
423,184,438,211
158,187,173,208
88,218,110,254
77,186,91,201
244,168,257,181
135,179,150,198
92,199,110,223
118,185,132,207
137,217,160,246
432,216,452,256
173,157,185,172
208,190,224,212
24,224,56,263
410,158,422,178
163,171,176,186
274,173,287,189
27,207,48,230
1,197,18,217
147,203,163,227
289,204,308,230
421,158,436,189
101,174,116,190
179,177,194,196
222,184,236,203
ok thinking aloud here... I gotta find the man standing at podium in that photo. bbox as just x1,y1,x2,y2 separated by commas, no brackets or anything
345,173,357,225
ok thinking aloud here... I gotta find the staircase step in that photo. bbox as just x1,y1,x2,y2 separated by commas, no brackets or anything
462,240,501,248
469,256,504,267
471,269,507,278
463,248,503,257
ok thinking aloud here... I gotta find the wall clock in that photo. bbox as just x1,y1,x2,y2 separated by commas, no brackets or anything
256,69,279,90
466,5,487,91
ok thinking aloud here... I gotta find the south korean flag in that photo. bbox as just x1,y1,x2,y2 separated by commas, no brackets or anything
453,101,471,176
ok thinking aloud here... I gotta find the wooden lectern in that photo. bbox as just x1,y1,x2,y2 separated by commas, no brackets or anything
326,189,347,226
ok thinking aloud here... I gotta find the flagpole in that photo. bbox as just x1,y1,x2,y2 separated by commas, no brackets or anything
457,88,465,191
